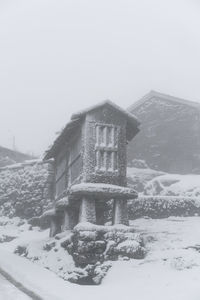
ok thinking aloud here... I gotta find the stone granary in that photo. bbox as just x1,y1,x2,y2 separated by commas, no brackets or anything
44,100,140,237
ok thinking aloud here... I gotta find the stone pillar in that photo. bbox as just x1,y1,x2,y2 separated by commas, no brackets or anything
63,209,72,231
79,197,96,223
96,200,105,225
113,199,129,226
63,207,78,231
49,215,61,237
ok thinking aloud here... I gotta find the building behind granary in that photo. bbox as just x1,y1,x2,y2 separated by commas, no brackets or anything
44,100,139,236
127,91,200,174
0,145,34,167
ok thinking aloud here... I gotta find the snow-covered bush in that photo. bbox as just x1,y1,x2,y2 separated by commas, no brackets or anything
65,222,146,265
129,196,200,219
67,262,112,285
116,240,144,259
61,222,146,285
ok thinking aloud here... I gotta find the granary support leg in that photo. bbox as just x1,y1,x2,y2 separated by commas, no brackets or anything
79,197,96,224
63,206,78,230
96,199,106,225
63,208,73,231
49,215,61,237
113,199,129,226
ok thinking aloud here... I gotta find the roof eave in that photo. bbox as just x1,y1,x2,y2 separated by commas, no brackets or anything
43,118,82,160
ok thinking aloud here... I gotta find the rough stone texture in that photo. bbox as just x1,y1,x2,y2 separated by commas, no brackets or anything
113,199,129,225
61,206,79,231
62,209,74,231
0,160,54,219
83,106,128,186
128,92,200,174
79,198,96,223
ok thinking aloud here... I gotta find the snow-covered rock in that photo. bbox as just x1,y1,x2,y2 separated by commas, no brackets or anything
144,173,200,197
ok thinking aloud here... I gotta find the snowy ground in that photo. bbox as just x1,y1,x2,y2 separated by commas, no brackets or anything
1,216,200,299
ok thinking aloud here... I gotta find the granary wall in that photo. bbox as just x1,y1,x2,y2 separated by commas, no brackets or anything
0,159,54,219
55,128,83,199
83,106,127,186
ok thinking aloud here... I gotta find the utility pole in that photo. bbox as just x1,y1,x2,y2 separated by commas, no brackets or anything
12,136,16,151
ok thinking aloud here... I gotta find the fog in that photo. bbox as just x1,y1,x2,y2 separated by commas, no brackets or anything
0,0,200,156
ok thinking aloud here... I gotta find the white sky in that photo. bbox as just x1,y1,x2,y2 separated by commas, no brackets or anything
0,0,200,156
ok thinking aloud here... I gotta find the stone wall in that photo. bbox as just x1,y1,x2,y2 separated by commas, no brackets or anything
0,160,54,219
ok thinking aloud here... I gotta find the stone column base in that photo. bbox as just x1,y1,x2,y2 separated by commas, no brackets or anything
79,197,96,223
63,207,79,231
113,199,129,226
49,215,61,237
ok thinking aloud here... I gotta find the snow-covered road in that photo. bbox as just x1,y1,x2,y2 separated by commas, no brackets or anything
0,274,30,300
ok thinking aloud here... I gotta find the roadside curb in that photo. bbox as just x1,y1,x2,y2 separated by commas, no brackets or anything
0,249,75,300
0,266,44,300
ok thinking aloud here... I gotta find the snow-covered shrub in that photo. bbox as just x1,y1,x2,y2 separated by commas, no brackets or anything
67,262,112,285
129,196,200,219
62,222,146,285
0,235,17,243
116,240,144,259
65,222,146,266
0,160,54,219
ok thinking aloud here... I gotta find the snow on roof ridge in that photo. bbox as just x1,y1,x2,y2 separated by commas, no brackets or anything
127,90,200,112
71,99,139,125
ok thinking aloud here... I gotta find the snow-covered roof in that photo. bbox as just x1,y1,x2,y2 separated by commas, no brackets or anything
44,100,140,159
71,99,139,125
128,90,200,112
